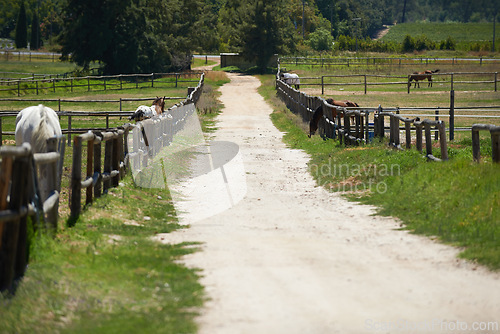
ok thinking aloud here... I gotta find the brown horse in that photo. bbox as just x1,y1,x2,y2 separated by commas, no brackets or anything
309,98,360,137
152,96,166,115
326,98,359,108
408,69,439,88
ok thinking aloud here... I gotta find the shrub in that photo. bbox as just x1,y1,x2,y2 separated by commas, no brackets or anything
307,28,334,51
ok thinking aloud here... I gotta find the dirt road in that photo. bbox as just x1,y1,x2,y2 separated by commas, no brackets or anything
156,73,500,333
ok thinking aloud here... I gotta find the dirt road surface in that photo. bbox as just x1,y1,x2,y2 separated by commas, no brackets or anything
155,73,500,333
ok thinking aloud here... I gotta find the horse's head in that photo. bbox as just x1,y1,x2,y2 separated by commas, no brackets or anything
152,96,165,115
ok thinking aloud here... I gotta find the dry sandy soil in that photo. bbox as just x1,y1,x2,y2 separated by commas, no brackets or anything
154,69,500,333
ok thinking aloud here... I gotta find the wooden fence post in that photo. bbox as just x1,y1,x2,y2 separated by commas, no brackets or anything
438,121,448,160
472,128,481,162
425,123,433,157
449,90,455,141
405,121,411,149
416,123,423,153
103,138,112,193
70,136,82,223
492,130,500,163
94,135,102,198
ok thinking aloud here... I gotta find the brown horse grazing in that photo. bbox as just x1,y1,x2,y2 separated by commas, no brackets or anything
326,98,359,108
309,105,323,138
408,69,439,88
309,98,361,137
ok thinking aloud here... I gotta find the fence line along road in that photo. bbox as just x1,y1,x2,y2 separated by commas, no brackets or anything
276,68,500,163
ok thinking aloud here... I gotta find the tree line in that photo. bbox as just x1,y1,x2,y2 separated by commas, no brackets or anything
2,0,499,74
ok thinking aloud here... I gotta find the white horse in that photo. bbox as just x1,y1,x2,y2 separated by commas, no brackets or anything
15,104,62,201
128,96,165,122
280,72,300,89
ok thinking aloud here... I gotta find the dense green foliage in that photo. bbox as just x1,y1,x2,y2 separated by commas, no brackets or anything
14,1,27,49
1,0,499,73
29,11,41,50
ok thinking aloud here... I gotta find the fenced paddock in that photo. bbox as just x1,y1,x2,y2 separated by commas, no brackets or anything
276,71,500,163
285,71,498,95
0,71,205,293
279,56,500,69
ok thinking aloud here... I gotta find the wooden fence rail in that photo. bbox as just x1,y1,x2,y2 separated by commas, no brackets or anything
289,72,499,95
0,72,203,96
279,56,500,68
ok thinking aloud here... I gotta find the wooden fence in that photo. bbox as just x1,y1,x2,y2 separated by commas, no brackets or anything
472,124,500,163
0,50,61,62
0,137,65,293
0,72,203,96
1,72,204,292
279,56,500,68
69,72,205,220
0,96,186,147
284,72,499,95
276,71,498,163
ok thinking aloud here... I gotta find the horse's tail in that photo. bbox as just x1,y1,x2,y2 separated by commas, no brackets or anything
32,105,53,152
432,69,440,73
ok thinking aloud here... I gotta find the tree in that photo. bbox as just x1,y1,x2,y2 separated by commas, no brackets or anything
59,0,210,74
240,0,296,73
30,11,41,50
15,1,27,49
307,27,334,51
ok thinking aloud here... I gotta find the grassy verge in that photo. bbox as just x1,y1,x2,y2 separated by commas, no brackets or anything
258,74,500,270
0,177,204,334
0,61,229,332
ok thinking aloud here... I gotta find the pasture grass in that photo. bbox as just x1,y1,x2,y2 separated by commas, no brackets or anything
259,74,500,270
0,176,204,334
380,22,498,44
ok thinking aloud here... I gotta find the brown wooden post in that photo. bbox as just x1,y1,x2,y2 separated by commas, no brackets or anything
425,123,433,157
112,133,120,187
491,130,500,163
405,121,411,149
389,115,395,146
472,128,481,162
449,90,455,141
103,137,112,193
435,109,439,141
67,115,72,147
94,135,102,198
70,135,82,223
416,123,423,153
438,121,448,160
86,137,94,205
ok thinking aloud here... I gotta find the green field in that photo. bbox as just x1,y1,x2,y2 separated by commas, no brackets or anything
381,22,497,43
